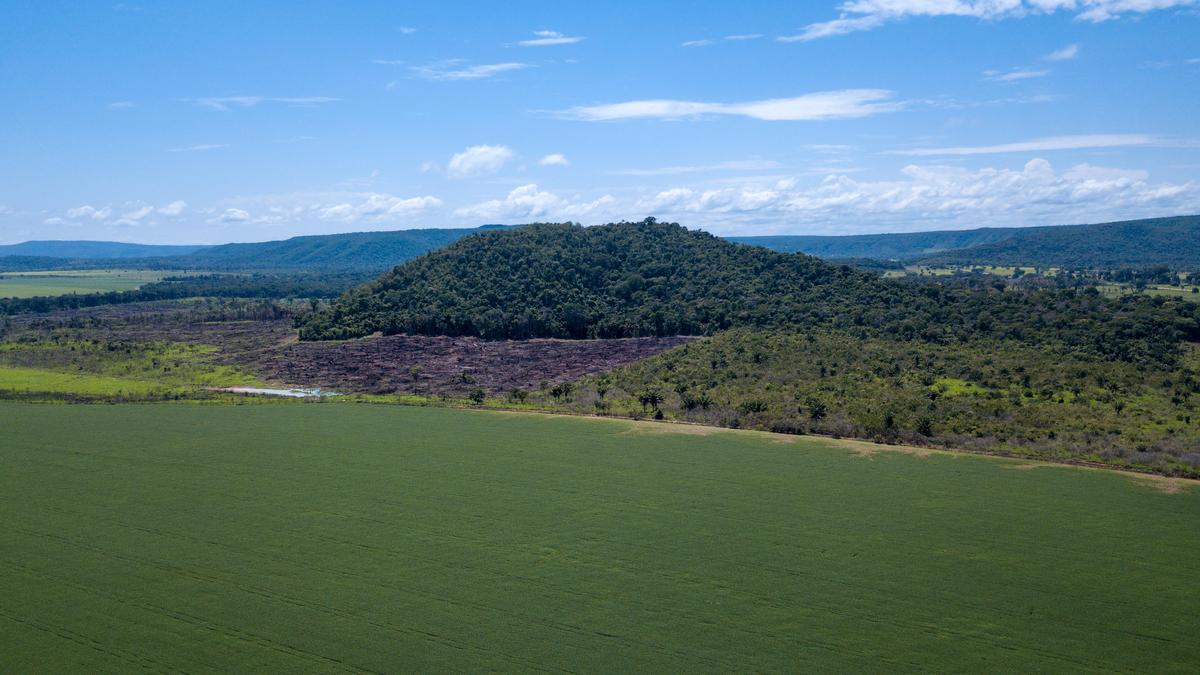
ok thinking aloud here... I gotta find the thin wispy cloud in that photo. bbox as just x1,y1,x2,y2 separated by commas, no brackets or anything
887,134,1158,156
412,61,532,80
780,1,1197,42
984,68,1050,82
370,59,405,65
106,101,135,110
1045,44,1080,61
191,96,339,111
166,143,230,153
517,30,584,46
559,89,901,122
612,159,783,176
682,34,764,46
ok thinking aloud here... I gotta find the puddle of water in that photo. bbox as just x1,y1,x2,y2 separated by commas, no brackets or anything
217,386,340,398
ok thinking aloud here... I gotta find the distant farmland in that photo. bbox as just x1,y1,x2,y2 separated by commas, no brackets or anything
0,270,170,299
1,403,1197,671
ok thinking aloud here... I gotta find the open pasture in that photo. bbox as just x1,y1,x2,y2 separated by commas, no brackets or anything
0,270,172,299
1,403,1197,672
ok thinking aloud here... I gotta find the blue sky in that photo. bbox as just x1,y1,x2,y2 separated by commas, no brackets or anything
1,0,1199,244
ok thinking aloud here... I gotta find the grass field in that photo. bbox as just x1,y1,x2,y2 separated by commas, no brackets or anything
0,270,172,298
1,403,1197,672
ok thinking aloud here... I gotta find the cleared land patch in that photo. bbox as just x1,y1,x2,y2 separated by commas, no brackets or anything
0,270,172,299
1,402,1197,672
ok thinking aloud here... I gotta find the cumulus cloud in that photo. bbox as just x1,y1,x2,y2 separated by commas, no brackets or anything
206,192,442,227
635,158,1200,232
316,194,442,223
560,89,901,122
412,61,531,80
66,205,112,220
191,96,340,111
447,145,514,177
780,1,1197,42
158,200,187,216
538,153,570,167
1045,43,1080,61
216,208,251,223
455,184,616,221
888,133,1159,156
517,30,584,46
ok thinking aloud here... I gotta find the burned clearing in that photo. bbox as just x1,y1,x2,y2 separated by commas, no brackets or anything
0,300,694,396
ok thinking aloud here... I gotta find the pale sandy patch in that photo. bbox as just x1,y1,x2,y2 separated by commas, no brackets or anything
830,437,941,458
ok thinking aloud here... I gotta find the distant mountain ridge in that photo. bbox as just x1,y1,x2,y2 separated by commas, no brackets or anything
736,215,1200,269
0,240,210,259
177,225,514,271
917,215,1200,268
731,228,1034,261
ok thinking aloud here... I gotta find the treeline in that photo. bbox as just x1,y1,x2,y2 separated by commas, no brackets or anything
301,219,1200,366
0,272,372,316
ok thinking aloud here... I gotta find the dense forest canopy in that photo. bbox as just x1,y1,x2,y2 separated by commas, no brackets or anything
301,219,1200,366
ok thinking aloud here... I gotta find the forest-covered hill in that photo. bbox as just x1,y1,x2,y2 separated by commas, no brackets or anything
301,219,1200,367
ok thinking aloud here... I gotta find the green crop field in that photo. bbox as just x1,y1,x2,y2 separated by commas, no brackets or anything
0,270,172,298
1,403,1197,672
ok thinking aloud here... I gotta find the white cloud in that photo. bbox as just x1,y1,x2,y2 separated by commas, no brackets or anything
781,1,1198,42
166,143,229,153
370,58,405,65
1045,43,1080,61
778,14,886,42
634,158,1200,233
116,204,155,225
682,34,764,46
217,208,251,223
399,26,416,34
42,217,66,226
412,61,531,80
66,205,112,220
888,133,1159,156
612,159,783,176
106,101,135,110
191,96,339,111
517,30,585,46
316,194,442,223
538,153,570,167
455,184,616,221
984,68,1050,82
447,144,514,177
207,192,442,227
560,89,901,121
158,200,187,216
